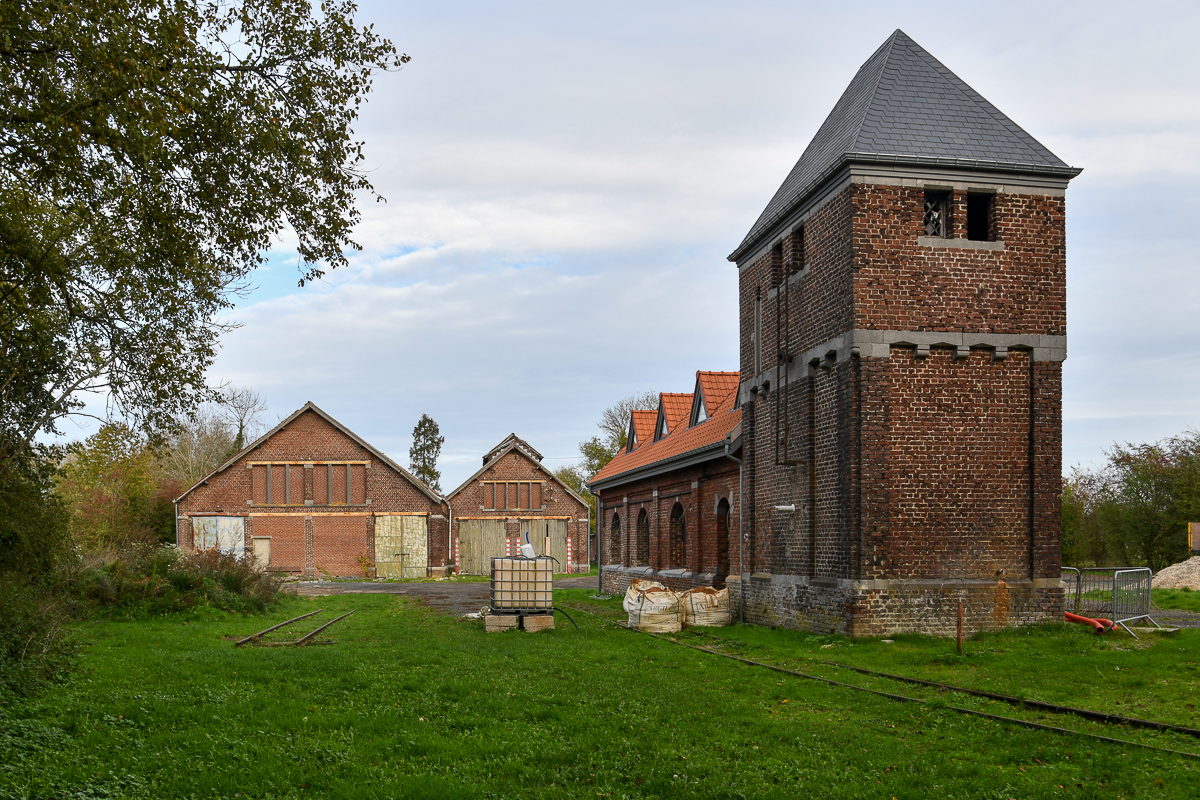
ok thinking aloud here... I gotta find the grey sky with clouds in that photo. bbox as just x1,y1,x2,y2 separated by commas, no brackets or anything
95,2,1200,490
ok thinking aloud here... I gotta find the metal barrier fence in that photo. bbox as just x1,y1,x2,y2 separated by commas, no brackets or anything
1061,567,1159,637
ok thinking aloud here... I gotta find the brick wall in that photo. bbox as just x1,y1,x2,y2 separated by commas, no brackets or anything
177,407,445,577
448,448,590,571
735,175,1068,636
598,455,740,596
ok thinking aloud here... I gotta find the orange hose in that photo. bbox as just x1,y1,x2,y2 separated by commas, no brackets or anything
1065,610,1114,634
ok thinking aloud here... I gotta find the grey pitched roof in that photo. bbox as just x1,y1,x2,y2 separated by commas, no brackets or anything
730,29,1081,263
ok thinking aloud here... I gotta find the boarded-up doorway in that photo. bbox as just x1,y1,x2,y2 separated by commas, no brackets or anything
458,519,506,575
375,515,429,579
252,537,271,570
519,519,569,573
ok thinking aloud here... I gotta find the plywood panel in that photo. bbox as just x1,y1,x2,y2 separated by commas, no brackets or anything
401,515,428,578
374,515,404,579
193,516,245,559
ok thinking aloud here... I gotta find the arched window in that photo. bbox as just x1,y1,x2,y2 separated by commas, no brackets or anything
715,498,731,587
609,513,621,565
635,508,650,567
669,503,686,570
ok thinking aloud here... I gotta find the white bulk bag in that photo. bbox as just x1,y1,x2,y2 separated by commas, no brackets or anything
679,586,731,627
623,579,682,633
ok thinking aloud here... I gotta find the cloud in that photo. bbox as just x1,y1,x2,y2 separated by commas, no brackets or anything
51,1,1200,491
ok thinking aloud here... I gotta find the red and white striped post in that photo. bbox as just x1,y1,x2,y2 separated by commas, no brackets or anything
453,535,460,574
566,532,573,573
506,533,512,557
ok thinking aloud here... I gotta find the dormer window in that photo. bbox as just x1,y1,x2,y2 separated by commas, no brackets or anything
659,415,668,438
924,189,950,237
695,396,707,425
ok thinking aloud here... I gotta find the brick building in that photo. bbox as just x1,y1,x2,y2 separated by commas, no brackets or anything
593,30,1081,636
175,402,449,578
445,434,590,574
724,29,1081,636
591,372,742,594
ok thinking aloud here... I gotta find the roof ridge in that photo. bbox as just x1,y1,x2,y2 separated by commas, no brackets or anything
853,29,904,154
730,29,1079,263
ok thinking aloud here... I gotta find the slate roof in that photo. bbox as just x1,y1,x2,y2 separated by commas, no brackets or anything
482,433,543,466
590,373,741,489
731,29,1081,262
445,434,588,506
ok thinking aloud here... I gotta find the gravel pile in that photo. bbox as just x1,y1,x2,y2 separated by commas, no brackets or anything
1151,556,1200,590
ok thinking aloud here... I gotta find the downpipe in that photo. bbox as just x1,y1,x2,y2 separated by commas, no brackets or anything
724,435,744,624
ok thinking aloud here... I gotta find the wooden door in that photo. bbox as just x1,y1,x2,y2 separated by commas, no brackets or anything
458,519,506,575
374,516,405,579
252,537,271,570
375,516,429,579
400,515,429,578
519,519,569,573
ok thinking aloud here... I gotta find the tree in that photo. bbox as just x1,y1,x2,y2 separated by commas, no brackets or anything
57,422,175,549
217,386,268,456
557,391,660,545
1062,432,1200,571
0,0,407,460
409,415,444,493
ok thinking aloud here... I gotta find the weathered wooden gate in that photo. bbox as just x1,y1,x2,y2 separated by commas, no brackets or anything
374,515,429,579
458,519,506,575
519,519,569,573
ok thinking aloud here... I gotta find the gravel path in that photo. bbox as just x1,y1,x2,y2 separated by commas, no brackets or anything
292,575,600,616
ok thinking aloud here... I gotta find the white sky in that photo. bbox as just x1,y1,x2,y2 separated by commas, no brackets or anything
84,2,1200,490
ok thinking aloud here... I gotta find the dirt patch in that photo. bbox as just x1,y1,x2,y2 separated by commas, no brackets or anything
293,576,597,616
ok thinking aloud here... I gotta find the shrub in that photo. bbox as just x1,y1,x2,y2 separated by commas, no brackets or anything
0,577,77,701
71,544,281,617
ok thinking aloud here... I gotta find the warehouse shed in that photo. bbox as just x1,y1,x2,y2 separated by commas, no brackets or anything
445,434,590,574
175,402,449,578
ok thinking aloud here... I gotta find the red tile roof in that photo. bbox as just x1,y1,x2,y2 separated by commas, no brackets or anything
658,393,693,438
629,410,657,451
695,371,739,421
590,372,741,487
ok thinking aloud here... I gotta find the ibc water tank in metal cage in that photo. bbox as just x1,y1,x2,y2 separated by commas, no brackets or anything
490,556,553,614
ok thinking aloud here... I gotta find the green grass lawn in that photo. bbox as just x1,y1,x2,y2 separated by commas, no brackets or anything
2,589,1197,799
1154,587,1200,613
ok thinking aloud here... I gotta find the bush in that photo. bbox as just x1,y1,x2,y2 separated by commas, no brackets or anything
0,577,77,701
71,544,281,617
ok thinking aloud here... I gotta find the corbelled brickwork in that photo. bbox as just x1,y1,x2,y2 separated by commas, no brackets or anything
598,457,739,596
723,30,1079,636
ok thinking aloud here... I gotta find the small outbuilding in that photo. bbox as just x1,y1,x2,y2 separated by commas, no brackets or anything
175,402,449,578
445,434,590,574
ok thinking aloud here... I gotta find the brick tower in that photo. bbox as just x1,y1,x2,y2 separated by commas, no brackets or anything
730,30,1081,636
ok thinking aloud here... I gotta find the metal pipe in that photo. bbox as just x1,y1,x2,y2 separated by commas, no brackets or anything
445,497,453,576
724,434,744,624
